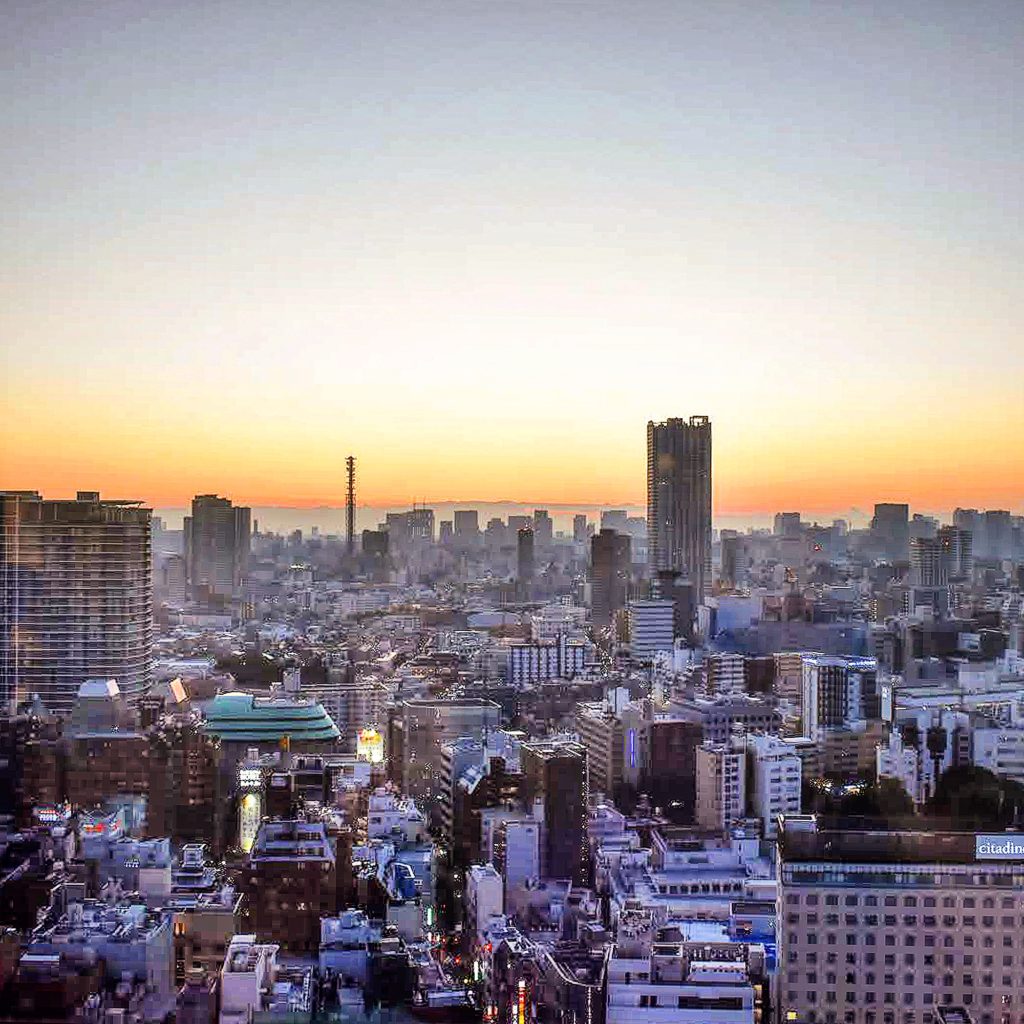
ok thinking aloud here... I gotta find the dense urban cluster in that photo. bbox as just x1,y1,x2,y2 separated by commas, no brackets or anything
1,418,1024,1024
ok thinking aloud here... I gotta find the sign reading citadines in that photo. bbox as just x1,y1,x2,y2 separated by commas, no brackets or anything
975,834,1024,860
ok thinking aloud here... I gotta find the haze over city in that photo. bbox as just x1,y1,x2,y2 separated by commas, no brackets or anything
2,1,1023,512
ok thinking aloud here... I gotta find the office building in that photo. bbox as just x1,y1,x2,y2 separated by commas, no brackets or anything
621,702,704,814
573,514,588,544
533,509,553,548
629,599,676,659
384,507,434,545
520,739,588,884
870,502,910,563
454,509,480,542
157,553,188,607
242,821,339,954
184,494,251,600
778,815,1024,1022
361,529,389,558
606,912,770,1024
575,700,625,797
168,845,243,986
517,527,535,589
911,529,971,588
63,678,151,812
745,732,801,836
646,416,712,600
391,697,501,814
591,529,631,629
1,490,153,713
654,569,696,643
774,512,803,538
982,509,1013,560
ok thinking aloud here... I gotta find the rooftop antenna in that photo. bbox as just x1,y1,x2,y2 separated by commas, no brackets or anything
346,456,355,556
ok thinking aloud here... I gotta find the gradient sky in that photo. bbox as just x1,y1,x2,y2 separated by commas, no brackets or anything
2,1,1022,514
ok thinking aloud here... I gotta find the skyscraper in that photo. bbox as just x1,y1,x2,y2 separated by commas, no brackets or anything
453,509,480,545
646,416,712,600
870,502,910,563
517,527,535,596
590,528,630,629
572,514,588,545
184,494,251,600
0,490,153,712
532,509,553,548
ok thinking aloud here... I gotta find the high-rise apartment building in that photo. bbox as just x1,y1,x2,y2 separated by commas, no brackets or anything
590,529,631,629
695,737,746,832
938,525,973,580
801,656,879,741
646,416,712,600
911,536,946,587
184,494,251,600
1,490,153,712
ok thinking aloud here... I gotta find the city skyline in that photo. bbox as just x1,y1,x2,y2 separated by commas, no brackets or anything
3,3,1023,510
3,5,1024,1020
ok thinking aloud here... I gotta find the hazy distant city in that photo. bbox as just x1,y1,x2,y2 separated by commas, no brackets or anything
3,2,1023,1024
3,412,1023,1024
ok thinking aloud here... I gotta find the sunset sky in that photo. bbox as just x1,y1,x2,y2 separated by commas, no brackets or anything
2,1,1022,515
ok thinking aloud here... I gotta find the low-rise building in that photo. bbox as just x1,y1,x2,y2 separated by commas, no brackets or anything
242,821,338,954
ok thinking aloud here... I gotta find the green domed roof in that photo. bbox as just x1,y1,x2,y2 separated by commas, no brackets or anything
202,691,339,742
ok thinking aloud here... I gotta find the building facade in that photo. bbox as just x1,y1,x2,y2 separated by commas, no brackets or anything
779,815,1024,1024
646,416,712,600
1,490,153,713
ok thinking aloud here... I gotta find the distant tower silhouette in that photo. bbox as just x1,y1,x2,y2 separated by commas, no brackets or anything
346,456,355,555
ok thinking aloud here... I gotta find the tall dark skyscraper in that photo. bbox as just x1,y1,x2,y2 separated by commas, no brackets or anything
646,416,712,600
0,490,153,713
517,527,535,595
590,528,631,629
184,494,251,600
871,502,910,563
520,738,588,885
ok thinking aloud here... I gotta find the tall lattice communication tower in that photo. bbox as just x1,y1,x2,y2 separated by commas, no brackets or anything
345,455,355,555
